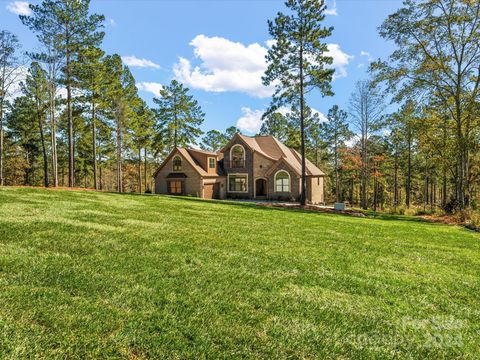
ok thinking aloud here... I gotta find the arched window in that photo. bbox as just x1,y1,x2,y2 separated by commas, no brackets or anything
275,170,290,192
231,145,245,168
173,156,182,171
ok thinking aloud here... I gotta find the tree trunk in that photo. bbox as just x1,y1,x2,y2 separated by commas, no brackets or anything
144,148,148,192
299,33,306,206
49,64,58,187
116,114,122,193
0,96,4,186
37,109,49,188
406,127,412,208
99,154,103,191
92,102,97,190
138,147,142,193
394,153,398,209
334,141,340,203
66,22,74,188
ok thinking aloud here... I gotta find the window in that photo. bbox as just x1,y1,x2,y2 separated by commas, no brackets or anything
230,145,245,168
173,156,182,171
209,157,216,169
228,175,248,192
275,171,290,192
169,180,183,194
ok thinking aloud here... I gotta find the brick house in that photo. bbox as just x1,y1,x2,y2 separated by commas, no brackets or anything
153,133,325,203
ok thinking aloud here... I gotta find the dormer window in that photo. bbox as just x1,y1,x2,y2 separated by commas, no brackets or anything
173,156,182,171
230,145,245,168
208,157,216,169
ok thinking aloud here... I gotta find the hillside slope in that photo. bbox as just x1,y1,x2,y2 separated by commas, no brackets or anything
0,188,479,359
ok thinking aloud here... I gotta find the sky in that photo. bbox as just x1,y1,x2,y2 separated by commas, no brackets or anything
0,0,403,136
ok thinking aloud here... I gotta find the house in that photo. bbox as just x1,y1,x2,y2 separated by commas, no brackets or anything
153,133,325,203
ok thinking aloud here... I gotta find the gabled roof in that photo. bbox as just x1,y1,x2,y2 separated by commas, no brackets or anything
187,148,218,157
153,148,211,178
221,134,325,177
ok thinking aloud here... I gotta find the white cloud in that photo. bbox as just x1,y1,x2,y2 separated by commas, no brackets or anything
121,56,160,69
357,63,365,68
174,35,352,97
311,108,329,123
6,1,31,15
107,18,117,27
360,50,373,62
236,107,264,134
236,106,327,134
325,0,338,16
174,35,274,98
327,43,354,79
137,82,163,96
345,134,360,148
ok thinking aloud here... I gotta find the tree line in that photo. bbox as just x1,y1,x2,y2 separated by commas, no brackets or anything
1,0,479,215
0,0,237,193
260,0,479,213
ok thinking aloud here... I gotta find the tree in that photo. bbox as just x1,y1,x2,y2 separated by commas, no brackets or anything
225,126,240,138
349,80,384,209
74,46,105,189
21,0,105,187
103,54,139,193
0,30,22,186
320,105,352,203
153,80,204,151
260,111,290,142
263,0,334,205
22,62,50,187
5,96,40,185
371,0,480,209
130,99,155,193
201,130,228,152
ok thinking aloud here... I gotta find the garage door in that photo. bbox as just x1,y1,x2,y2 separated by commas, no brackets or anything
204,183,220,199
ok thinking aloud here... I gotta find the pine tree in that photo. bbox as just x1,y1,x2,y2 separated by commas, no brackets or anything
21,0,105,187
153,80,204,151
130,99,155,193
201,130,228,152
260,112,290,142
0,30,22,186
103,54,139,192
5,96,40,185
320,105,352,203
263,0,334,205
22,62,50,187
74,46,105,189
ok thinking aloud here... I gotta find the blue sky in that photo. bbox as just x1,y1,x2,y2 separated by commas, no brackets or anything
1,0,403,136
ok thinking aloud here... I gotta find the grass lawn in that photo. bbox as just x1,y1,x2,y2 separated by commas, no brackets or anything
0,187,479,359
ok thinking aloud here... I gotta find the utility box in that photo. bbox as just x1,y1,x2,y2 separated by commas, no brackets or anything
334,202,346,211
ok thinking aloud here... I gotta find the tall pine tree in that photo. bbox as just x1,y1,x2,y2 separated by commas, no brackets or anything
263,0,334,205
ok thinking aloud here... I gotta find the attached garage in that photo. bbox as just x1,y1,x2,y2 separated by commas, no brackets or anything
203,182,220,199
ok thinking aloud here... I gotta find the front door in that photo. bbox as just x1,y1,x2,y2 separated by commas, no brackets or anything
255,178,267,197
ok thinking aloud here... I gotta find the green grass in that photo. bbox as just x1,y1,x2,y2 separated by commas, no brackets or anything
0,187,479,359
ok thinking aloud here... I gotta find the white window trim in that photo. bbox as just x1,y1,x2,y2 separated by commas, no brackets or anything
208,157,216,169
172,155,182,171
230,144,246,168
227,173,249,193
274,170,291,193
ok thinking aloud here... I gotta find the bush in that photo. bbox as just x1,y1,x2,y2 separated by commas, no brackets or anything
444,199,459,214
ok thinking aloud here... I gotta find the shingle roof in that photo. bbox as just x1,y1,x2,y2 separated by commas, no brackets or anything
177,148,210,177
237,135,325,176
